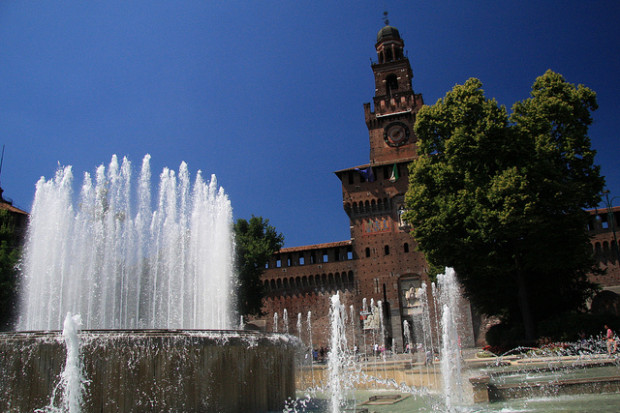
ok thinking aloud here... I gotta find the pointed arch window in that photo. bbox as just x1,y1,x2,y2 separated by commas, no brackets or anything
386,74,398,97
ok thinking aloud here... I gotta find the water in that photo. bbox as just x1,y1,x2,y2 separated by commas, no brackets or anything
36,313,86,413
290,390,620,412
437,268,465,409
327,294,349,413
18,155,234,331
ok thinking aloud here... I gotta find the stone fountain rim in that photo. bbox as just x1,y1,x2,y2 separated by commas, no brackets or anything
0,329,302,346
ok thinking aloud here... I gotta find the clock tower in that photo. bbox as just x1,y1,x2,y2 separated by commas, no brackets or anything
259,21,480,353
364,24,424,164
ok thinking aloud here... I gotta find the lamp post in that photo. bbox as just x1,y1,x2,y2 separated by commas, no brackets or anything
602,190,619,263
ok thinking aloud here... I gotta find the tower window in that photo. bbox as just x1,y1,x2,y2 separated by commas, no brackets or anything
384,245,390,255
404,243,409,253
365,247,371,258
386,74,398,97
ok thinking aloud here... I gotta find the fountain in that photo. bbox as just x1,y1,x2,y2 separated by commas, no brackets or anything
0,155,298,412
290,269,620,412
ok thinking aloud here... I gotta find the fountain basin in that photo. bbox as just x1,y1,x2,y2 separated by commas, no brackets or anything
0,329,299,412
470,363,620,403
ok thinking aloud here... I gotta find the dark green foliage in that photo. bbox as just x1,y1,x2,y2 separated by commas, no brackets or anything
0,209,21,330
537,313,620,342
485,323,526,349
405,71,604,342
234,216,284,317
487,313,620,349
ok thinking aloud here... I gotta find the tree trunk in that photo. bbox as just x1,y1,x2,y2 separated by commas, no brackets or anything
515,264,536,342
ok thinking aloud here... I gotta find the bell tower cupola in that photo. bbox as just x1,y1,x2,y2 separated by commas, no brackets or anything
376,25,405,64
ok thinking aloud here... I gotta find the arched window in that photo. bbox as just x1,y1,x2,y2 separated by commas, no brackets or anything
365,247,371,258
404,243,409,253
386,74,398,96
384,245,390,255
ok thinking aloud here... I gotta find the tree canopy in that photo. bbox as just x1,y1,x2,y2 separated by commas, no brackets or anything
234,215,284,318
404,70,604,341
0,209,22,330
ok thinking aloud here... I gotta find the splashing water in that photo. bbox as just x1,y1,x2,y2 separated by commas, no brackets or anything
61,313,85,413
37,313,86,413
328,294,349,413
437,268,464,410
18,155,234,331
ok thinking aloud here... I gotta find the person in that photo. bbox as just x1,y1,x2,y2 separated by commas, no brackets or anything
604,325,617,355
425,349,432,365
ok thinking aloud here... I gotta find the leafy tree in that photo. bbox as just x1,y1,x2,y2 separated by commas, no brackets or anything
0,209,22,330
234,216,284,317
405,71,604,342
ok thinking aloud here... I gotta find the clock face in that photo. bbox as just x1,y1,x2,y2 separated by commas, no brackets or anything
383,122,410,147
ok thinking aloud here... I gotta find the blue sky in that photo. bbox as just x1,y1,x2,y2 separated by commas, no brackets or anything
0,1,618,248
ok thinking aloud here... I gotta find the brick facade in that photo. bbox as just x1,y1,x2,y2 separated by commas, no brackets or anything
588,206,620,292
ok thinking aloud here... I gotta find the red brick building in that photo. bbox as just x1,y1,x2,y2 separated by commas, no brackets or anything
588,205,620,314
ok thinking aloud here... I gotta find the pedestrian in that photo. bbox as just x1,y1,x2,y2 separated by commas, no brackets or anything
604,325,617,355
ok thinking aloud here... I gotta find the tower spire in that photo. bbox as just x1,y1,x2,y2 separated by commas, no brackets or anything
383,11,389,26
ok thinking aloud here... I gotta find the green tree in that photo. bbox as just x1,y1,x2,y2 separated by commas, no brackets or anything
0,209,21,330
234,216,284,317
405,71,604,342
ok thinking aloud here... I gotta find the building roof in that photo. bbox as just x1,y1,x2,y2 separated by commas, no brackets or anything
276,240,351,254
377,25,401,43
333,158,414,174
0,201,28,215
587,205,620,214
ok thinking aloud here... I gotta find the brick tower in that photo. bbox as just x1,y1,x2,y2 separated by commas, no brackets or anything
335,23,428,350
258,23,463,351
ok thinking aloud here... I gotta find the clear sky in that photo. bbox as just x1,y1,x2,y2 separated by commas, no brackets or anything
0,1,618,248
